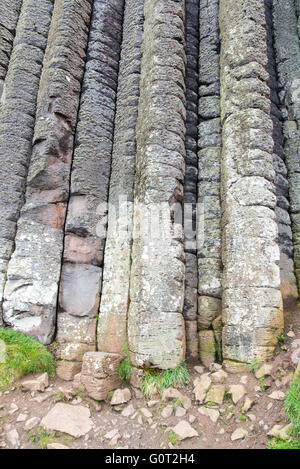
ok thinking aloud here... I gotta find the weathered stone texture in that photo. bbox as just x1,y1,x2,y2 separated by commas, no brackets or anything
220,0,284,363
2,0,93,344
0,0,54,324
265,0,298,300
0,0,22,93
273,0,300,295
197,0,222,363
128,0,187,369
183,0,199,358
56,0,125,370
97,0,144,354
80,352,123,401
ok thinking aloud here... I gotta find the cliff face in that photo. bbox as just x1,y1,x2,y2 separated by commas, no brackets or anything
0,0,299,375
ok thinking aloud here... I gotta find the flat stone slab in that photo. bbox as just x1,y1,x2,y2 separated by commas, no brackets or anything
41,403,92,438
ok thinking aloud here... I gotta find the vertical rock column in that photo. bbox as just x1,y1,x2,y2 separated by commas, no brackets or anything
97,0,144,354
183,0,199,359
0,0,54,323
0,0,22,102
197,0,222,367
3,0,93,345
220,0,283,365
265,0,298,300
55,0,125,379
128,0,187,370
273,0,300,296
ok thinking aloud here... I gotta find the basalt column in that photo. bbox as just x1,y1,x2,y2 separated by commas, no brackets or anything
265,0,298,300
0,0,22,102
197,0,222,367
55,0,125,380
0,0,54,323
3,0,93,344
273,0,300,296
128,0,187,370
183,0,199,359
220,0,283,365
97,0,144,355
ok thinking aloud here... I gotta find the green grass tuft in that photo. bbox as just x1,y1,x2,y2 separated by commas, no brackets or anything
267,436,300,450
167,431,180,446
285,369,300,436
0,327,55,390
118,341,133,383
140,362,190,399
267,368,300,449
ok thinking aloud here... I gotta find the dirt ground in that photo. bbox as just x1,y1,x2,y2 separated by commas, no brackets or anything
0,302,299,450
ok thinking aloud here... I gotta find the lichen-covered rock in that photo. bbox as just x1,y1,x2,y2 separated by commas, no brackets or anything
57,0,124,368
220,0,284,364
0,0,54,322
198,330,216,368
2,0,93,343
128,0,187,369
97,0,144,354
80,352,123,401
273,0,300,295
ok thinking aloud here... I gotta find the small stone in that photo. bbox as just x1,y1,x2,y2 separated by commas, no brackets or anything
147,400,159,408
205,385,225,405
268,423,292,440
209,363,222,372
248,414,256,422
240,376,248,385
162,388,191,410
267,403,273,410
255,363,273,380
287,331,295,338
198,407,219,423
194,374,211,403
269,391,285,401
7,429,19,447
231,428,248,441
218,428,225,435
242,398,253,413
24,417,40,431
189,415,196,424
9,403,18,415
211,370,228,384
172,421,198,441
140,408,152,419
121,403,135,418
111,388,131,406
47,443,69,450
228,385,246,404
175,407,186,418
41,404,92,438
104,429,119,440
194,366,204,374
16,413,27,423
22,373,49,392
161,405,173,419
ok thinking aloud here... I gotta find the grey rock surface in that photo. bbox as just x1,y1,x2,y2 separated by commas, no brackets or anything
57,0,125,368
0,0,54,323
3,0,92,343
220,0,284,364
97,0,144,354
128,0,187,369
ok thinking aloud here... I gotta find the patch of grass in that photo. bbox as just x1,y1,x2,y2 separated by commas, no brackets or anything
267,368,300,450
249,359,263,374
118,341,132,383
267,436,300,450
259,376,267,392
140,362,190,399
167,431,180,446
0,327,55,390
28,428,57,449
28,428,73,449
277,334,286,344
285,370,300,435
